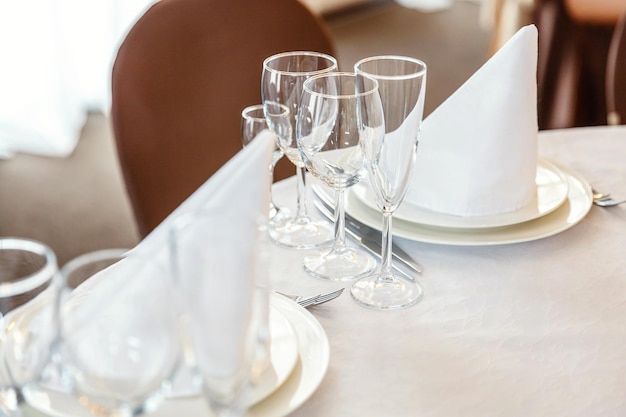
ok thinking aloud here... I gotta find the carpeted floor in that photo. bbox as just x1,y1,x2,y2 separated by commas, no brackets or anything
325,0,491,116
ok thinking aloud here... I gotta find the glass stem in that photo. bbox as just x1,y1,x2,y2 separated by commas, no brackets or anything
268,164,278,219
380,210,394,279
294,167,309,222
333,189,347,250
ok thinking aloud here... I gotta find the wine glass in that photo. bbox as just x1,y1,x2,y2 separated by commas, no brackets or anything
0,237,60,416
56,248,181,416
262,51,337,249
169,207,268,417
351,56,427,310
296,72,381,281
241,104,291,226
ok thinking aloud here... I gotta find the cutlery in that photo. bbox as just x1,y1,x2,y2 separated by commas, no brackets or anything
593,197,626,207
592,188,610,201
312,185,423,274
591,188,625,207
275,288,344,308
307,288,344,307
274,291,320,308
313,200,421,284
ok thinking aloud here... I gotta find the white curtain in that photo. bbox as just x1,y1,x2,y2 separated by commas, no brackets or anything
0,0,155,158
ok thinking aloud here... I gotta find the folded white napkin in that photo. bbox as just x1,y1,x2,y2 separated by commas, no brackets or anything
68,131,274,396
66,129,273,301
405,25,538,217
139,131,274,402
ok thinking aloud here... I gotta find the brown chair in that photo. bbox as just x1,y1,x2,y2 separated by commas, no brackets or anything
534,0,618,130
606,9,626,125
111,0,336,237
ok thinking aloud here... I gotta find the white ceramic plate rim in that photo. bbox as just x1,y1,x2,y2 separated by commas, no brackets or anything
346,161,592,246
353,159,570,229
26,293,330,417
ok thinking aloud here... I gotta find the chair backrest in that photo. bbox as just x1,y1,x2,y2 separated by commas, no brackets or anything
606,9,626,125
111,0,336,236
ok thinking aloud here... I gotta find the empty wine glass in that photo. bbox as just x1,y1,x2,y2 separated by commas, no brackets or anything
262,51,337,249
296,72,380,281
0,237,60,417
241,104,291,226
56,248,181,416
351,56,427,310
169,207,268,417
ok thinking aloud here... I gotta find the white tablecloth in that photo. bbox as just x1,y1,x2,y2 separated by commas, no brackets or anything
22,126,626,417
268,125,626,417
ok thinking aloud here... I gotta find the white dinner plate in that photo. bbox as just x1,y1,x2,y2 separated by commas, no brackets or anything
27,293,330,417
352,159,570,229
346,162,592,246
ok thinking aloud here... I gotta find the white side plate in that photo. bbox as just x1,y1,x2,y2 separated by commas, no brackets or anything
352,159,570,229
27,293,330,417
346,162,592,246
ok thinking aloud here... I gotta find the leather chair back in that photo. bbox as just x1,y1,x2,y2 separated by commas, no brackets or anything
111,0,336,236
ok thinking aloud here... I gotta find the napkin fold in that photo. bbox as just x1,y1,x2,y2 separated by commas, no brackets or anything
70,131,274,394
405,25,539,217
136,130,274,255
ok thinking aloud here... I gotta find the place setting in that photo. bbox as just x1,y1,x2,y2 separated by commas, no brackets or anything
27,292,330,417
0,124,330,417
342,25,594,247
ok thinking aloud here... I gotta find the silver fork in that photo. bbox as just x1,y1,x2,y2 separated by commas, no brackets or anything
592,188,610,201
308,288,344,307
591,188,625,207
274,291,320,308
594,197,626,207
275,288,344,308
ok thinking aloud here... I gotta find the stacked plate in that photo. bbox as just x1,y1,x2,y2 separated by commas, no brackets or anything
27,293,329,417
347,159,594,245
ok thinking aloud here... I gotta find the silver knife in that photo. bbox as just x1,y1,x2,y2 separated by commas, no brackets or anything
312,188,423,275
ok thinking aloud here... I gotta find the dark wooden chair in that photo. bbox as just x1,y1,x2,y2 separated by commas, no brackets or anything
606,9,626,125
110,0,336,236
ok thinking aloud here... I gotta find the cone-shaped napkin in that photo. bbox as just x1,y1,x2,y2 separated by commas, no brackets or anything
136,131,274,255
71,130,274,312
61,132,274,406
405,25,538,216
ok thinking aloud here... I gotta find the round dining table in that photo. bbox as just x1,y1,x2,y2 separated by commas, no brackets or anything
22,125,626,417
266,125,626,417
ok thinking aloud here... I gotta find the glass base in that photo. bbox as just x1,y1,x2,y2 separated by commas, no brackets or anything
268,217,333,249
350,273,422,310
303,246,377,281
269,206,291,226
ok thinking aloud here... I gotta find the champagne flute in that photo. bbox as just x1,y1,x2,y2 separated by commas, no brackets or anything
296,72,380,280
241,104,291,226
0,237,60,417
351,56,427,310
262,51,337,249
56,248,181,416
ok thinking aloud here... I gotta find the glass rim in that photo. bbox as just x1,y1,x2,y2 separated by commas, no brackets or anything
0,237,58,297
354,55,427,80
241,104,266,122
263,51,338,77
242,103,291,122
303,71,379,99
